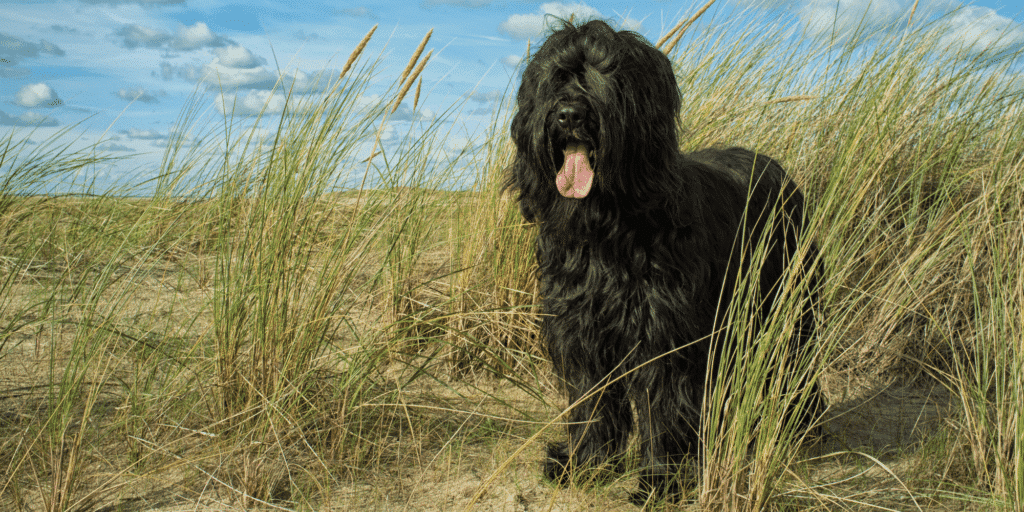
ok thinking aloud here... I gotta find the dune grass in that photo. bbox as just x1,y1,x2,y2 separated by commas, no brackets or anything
1,7,1022,511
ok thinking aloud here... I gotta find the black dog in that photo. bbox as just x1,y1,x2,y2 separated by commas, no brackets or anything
505,19,823,500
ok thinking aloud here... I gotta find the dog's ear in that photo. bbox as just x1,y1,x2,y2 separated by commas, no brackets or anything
502,162,538,223
518,200,538,223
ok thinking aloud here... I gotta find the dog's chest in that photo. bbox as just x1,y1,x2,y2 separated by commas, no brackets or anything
542,240,685,309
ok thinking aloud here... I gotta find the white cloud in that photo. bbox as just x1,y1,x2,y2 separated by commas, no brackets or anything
16,83,62,108
0,109,59,127
116,88,159,103
116,21,228,51
499,14,547,40
376,122,397,143
501,54,523,68
354,93,382,109
158,61,204,82
116,24,171,49
445,135,476,153
200,62,277,89
18,111,60,125
116,129,195,149
215,90,288,117
755,0,1024,59
389,104,436,122
339,6,377,19
159,48,334,94
498,2,604,40
97,142,134,152
200,61,335,93
172,22,226,50
797,0,903,39
280,68,338,94
122,128,167,141
213,45,266,69
936,6,1024,58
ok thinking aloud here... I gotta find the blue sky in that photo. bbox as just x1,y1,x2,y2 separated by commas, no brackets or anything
2,0,1023,193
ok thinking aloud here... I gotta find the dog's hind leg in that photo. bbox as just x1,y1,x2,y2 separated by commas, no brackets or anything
630,380,701,503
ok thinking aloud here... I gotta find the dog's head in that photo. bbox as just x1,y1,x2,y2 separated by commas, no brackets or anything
510,19,682,202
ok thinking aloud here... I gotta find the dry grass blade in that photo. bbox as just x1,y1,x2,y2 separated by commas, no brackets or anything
765,95,818,105
340,24,377,81
413,76,423,111
392,49,432,114
398,28,433,89
361,146,379,163
657,0,717,54
908,0,921,27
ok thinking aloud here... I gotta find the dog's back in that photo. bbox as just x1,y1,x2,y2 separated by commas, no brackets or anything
688,147,790,194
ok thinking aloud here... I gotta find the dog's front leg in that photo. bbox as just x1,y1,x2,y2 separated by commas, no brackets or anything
545,376,631,485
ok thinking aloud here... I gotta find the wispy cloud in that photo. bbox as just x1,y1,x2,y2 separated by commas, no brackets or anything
0,32,65,64
115,88,160,103
734,0,1024,60
16,83,62,108
212,45,267,69
501,54,523,68
158,43,337,94
498,2,604,40
97,142,134,152
339,6,377,19
115,22,230,51
0,109,59,127
172,22,229,50
214,90,288,117
935,5,1024,58
116,24,171,49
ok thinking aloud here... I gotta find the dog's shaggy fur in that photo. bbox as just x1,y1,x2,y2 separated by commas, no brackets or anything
505,20,823,500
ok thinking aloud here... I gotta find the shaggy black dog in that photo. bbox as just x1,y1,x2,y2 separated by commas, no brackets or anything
505,19,823,501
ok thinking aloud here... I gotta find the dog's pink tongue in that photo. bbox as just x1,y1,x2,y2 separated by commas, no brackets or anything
556,144,593,198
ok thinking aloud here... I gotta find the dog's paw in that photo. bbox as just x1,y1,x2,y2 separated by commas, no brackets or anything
542,442,572,484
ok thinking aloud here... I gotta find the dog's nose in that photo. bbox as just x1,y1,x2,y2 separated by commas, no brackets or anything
556,106,583,130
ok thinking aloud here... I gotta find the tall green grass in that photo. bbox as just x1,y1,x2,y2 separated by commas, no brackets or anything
0,26,463,509
0,6,1021,511
684,11,1023,510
